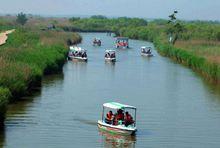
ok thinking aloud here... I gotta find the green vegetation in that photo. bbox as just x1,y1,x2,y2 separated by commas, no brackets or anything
0,87,11,124
0,16,82,123
16,12,28,26
65,16,148,35
167,11,184,45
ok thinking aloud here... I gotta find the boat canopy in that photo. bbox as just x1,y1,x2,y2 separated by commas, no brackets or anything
105,50,115,53
116,37,129,41
141,46,151,49
103,102,136,110
69,46,86,52
94,38,101,40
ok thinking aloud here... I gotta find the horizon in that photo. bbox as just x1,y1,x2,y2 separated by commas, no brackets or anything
0,0,220,21
1,13,220,23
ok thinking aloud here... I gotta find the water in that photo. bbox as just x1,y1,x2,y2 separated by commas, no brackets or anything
1,33,220,148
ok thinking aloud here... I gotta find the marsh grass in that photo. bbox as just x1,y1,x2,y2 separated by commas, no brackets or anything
0,28,81,104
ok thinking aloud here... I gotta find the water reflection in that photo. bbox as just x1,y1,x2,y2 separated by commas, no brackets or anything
0,73,64,147
0,127,5,148
99,130,136,148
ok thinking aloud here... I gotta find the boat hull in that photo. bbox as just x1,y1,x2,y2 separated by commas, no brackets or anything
141,52,153,57
105,58,116,62
98,120,136,135
68,56,88,62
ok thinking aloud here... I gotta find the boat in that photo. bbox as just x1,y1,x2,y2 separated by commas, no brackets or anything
105,50,116,62
93,38,101,46
98,102,137,135
115,37,129,49
68,46,88,62
141,46,153,57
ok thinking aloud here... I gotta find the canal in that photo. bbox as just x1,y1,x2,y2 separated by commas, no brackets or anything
1,33,220,147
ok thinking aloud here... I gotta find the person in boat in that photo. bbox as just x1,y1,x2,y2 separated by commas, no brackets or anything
110,53,114,58
124,111,134,127
105,110,114,124
113,109,124,125
82,52,86,58
105,52,110,58
146,48,151,54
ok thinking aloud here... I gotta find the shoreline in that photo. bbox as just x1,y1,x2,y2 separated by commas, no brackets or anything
0,29,81,125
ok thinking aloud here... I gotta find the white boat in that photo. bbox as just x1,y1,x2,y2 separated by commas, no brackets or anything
98,102,137,135
105,50,116,62
68,46,88,62
141,46,153,57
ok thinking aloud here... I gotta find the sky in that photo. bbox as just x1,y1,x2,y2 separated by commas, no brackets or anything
0,0,220,21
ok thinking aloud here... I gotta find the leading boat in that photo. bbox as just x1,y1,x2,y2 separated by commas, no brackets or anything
98,102,137,135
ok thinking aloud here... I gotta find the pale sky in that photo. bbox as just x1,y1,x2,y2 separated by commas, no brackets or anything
0,0,220,20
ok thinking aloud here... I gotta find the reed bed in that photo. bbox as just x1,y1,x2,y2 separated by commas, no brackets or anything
0,28,81,122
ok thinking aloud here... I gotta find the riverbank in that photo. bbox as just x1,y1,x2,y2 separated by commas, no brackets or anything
0,28,81,124
117,22,220,84
153,38,220,83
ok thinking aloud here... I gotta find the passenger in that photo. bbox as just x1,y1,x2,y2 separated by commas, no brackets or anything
146,48,151,54
78,52,82,57
105,111,113,124
112,53,115,58
124,111,134,127
75,51,78,56
82,52,85,58
110,53,114,58
117,109,124,121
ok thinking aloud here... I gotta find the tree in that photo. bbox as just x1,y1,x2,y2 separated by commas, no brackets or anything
69,17,80,22
16,12,28,25
90,15,107,19
167,10,184,45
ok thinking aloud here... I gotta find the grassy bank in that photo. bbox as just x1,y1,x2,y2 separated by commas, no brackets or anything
0,26,81,123
120,24,220,83
154,39,220,83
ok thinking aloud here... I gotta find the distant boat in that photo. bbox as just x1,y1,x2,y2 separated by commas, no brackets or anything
68,46,88,62
141,46,153,57
98,102,137,135
115,37,129,49
105,50,116,62
93,38,101,46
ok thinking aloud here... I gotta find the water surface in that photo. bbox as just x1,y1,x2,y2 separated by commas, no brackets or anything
1,33,220,148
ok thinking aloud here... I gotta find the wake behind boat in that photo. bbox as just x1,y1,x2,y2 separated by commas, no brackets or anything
98,102,137,135
68,46,88,62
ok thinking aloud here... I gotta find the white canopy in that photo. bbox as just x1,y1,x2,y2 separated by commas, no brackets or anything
141,46,151,49
103,102,136,110
69,46,86,52
105,50,115,53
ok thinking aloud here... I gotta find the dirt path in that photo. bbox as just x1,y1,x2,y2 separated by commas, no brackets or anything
0,29,15,46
